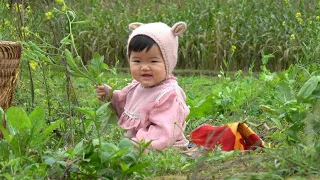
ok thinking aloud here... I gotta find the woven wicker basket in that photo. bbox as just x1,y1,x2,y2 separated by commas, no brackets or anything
0,41,22,137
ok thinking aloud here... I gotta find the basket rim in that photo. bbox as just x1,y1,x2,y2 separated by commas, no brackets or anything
0,41,22,46
0,41,21,44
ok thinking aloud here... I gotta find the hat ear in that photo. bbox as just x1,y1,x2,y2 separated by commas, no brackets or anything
171,22,187,36
129,22,143,31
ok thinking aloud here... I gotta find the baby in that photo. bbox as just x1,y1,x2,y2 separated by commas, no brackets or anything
95,22,189,150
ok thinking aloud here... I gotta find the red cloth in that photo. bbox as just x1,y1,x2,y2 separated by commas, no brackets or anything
190,123,264,151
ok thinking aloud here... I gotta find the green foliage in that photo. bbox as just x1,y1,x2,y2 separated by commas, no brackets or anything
297,76,320,102
0,106,63,178
75,103,117,142
143,148,193,176
0,106,62,157
262,140,320,178
43,138,150,179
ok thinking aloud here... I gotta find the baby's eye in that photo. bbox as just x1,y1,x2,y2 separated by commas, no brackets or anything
133,60,140,63
151,60,158,63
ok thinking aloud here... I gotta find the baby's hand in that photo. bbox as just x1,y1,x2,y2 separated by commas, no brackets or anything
94,84,111,101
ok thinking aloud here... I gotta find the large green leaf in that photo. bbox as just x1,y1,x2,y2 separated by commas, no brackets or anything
0,125,11,142
88,53,106,77
310,83,320,100
30,119,63,147
275,81,295,102
73,140,84,156
297,76,320,100
286,122,305,144
119,138,133,149
121,151,138,165
6,107,31,132
189,95,214,119
75,107,95,118
87,53,109,84
96,102,111,115
9,129,30,156
29,106,45,137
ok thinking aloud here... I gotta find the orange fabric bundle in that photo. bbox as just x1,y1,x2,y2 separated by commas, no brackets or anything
190,123,264,151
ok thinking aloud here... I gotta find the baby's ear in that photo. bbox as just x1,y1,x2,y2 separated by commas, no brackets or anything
171,22,187,36
129,23,143,31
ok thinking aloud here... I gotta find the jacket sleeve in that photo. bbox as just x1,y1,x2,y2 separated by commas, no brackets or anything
133,90,189,149
111,81,138,117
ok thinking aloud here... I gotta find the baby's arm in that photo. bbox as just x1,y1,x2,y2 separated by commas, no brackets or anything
110,81,139,117
133,91,189,149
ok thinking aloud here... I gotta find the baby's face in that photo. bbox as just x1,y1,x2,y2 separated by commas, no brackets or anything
129,44,166,87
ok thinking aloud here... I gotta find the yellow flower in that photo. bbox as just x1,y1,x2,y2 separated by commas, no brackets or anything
6,4,10,9
317,16,320,21
26,6,31,13
231,45,236,56
13,3,18,11
14,3,22,12
21,26,30,37
290,34,295,40
232,45,236,52
62,5,67,12
4,20,10,25
56,0,64,4
282,21,286,26
295,12,302,24
29,61,38,70
45,12,53,19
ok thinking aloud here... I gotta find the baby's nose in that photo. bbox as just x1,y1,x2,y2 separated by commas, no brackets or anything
141,64,150,70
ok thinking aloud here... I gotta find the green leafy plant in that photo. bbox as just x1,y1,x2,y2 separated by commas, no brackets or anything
297,76,320,103
43,138,151,179
0,106,62,158
0,106,62,178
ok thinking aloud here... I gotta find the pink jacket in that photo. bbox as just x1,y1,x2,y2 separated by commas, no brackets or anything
108,77,189,150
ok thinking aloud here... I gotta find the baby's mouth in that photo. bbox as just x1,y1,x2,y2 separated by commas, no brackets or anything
142,74,152,77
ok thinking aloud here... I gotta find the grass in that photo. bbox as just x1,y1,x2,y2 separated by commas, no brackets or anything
2,61,317,179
